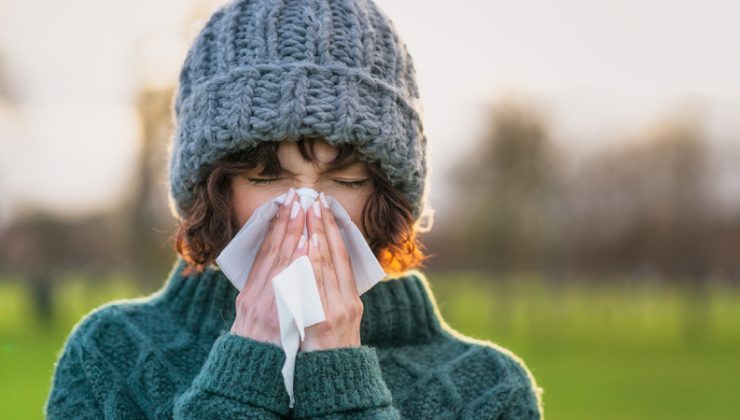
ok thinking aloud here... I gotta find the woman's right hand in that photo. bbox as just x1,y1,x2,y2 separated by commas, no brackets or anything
230,188,308,346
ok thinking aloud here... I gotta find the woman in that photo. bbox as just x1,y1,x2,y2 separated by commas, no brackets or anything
45,0,544,418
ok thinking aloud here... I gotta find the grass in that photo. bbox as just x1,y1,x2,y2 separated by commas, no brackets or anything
430,272,740,420
1,271,738,419
0,276,142,419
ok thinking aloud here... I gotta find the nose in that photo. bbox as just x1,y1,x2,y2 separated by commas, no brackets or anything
285,173,321,190
291,181,319,191
290,186,321,210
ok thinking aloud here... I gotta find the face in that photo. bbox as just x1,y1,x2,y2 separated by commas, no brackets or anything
230,139,374,237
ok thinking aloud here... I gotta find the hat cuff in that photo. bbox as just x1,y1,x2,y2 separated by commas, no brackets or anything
169,61,427,221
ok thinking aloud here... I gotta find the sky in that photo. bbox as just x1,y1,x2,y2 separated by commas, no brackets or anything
0,0,739,225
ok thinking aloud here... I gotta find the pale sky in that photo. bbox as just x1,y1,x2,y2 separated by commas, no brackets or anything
0,0,739,226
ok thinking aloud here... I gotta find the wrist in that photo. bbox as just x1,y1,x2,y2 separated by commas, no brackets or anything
230,321,281,347
299,335,361,352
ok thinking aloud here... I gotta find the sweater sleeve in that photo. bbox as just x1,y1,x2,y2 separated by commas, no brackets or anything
46,328,292,419
172,332,291,419
291,345,403,419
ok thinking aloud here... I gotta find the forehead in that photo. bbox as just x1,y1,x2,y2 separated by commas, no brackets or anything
277,140,365,172
278,139,335,164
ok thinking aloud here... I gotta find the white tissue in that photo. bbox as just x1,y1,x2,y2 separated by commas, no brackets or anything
215,187,388,407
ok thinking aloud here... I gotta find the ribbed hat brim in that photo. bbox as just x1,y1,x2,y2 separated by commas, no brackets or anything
169,61,427,221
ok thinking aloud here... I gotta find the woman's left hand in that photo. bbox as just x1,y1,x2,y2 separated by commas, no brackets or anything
298,192,363,352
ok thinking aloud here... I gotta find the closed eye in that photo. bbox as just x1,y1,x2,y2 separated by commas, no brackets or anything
246,177,277,185
334,179,369,188
245,177,369,188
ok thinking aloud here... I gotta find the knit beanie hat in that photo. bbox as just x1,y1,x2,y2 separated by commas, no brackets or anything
167,0,429,222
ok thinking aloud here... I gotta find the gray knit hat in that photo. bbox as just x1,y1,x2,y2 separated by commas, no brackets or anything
167,0,429,221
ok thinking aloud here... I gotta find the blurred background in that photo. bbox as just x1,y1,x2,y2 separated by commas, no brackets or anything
1,0,739,418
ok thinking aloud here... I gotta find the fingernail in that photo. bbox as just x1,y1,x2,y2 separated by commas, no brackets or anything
319,192,329,208
290,201,300,219
312,233,319,247
298,234,307,249
312,201,321,218
283,188,295,207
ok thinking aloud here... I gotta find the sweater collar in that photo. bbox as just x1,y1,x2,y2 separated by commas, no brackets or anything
153,257,446,345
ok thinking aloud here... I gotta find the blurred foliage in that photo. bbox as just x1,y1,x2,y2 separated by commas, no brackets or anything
444,98,565,271
0,85,177,323
432,96,740,285
1,272,738,419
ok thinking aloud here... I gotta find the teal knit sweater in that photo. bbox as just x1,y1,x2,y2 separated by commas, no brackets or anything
45,258,544,419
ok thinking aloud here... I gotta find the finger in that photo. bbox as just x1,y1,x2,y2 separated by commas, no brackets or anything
270,199,305,274
307,232,329,314
318,192,358,298
309,200,341,304
307,203,330,311
248,189,297,296
290,234,308,261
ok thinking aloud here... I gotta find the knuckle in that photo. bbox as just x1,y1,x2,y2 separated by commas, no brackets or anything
235,292,249,310
313,223,324,235
338,307,352,323
246,304,260,322
327,215,338,227
256,242,271,261
321,255,334,270
273,213,285,227
337,249,350,264
324,212,336,225
323,316,337,330
267,241,281,258
284,230,296,245
255,246,266,261
273,253,289,270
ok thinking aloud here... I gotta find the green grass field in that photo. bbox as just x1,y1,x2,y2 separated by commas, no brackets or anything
1,271,738,419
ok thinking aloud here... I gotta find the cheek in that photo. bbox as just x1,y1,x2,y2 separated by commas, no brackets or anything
232,200,256,228
327,190,370,231
231,187,278,227
339,200,364,222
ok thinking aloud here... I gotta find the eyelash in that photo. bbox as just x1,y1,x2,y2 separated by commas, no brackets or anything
247,178,369,189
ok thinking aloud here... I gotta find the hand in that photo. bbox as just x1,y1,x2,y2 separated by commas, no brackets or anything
300,192,363,352
230,188,307,346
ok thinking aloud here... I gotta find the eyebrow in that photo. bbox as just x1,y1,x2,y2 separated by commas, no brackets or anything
278,158,365,176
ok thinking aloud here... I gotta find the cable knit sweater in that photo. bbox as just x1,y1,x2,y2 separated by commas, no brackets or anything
45,257,544,419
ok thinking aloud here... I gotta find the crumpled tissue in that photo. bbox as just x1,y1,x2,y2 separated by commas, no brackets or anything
215,187,388,407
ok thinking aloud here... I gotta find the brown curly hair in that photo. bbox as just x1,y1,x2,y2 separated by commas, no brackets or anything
171,136,432,277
